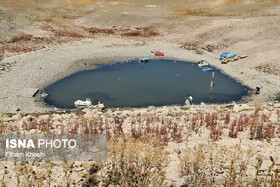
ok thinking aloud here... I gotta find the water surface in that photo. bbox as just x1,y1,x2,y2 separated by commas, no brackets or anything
44,59,249,108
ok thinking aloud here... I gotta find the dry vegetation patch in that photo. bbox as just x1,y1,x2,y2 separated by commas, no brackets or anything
102,135,168,186
0,25,159,57
255,64,280,76
1,105,280,185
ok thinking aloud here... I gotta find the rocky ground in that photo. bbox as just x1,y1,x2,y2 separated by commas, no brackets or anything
0,0,280,186
0,0,280,113
1,103,280,186
0,35,280,113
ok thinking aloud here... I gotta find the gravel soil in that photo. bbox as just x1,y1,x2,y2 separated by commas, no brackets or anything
0,36,280,113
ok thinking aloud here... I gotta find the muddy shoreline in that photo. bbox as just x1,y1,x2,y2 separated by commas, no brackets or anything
0,36,279,113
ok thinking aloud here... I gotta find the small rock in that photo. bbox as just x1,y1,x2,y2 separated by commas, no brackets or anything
233,104,241,112
269,115,278,123
149,106,155,109
240,104,250,110
30,129,38,134
263,109,270,116
274,103,280,108
82,108,89,113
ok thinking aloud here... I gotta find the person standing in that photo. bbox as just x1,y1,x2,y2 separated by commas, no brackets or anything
188,95,193,105
255,87,260,94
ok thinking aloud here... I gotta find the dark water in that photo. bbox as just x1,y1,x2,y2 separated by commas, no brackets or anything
44,59,249,108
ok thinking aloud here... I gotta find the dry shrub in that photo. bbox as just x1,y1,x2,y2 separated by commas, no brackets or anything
270,163,280,186
121,27,159,37
252,156,280,186
130,115,183,143
2,24,158,57
0,49,4,61
9,34,33,43
53,30,84,38
180,144,211,186
82,163,102,186
182,41,200,48
225,113,231,124
180,143,254,186
173,7,222,17
12,161,53,186
3,35,53,55
248,111,275,140
202,44,215,52
121,30,142,37
0,118,5,134
142,27,160,37
85,27,115,35
180,42,204,54
229,118,237,138
173,7,208,16
4,160,101,186
103,134,169,186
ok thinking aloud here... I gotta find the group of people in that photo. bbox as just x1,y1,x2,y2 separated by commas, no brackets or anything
186,86,260,106
185,86,260,106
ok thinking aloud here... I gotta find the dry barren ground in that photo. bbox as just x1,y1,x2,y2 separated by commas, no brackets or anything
1,0,280,112
1,0,280,75
0,104,280,186
0,1,280,186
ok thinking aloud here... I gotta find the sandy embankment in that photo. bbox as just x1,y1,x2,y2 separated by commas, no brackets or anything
0,36,280,113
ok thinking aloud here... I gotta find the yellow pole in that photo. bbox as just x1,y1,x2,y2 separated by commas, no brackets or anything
210,72,215,100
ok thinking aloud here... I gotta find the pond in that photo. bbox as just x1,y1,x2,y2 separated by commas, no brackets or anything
44,59,249,108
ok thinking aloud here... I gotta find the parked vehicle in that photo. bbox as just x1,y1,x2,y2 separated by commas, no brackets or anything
221,58,230,64
139,56,149,63
219,52,236,60
155,51,164,56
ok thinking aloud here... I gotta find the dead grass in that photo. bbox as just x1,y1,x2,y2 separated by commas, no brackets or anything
121,27,160,37
0,0,41,11
85,27,116,35
53,29,85,38
2,32,83,56
0,0,98,12
255,64,280,76
172,0,279,17
173,7,223,17
0,107,280,185
103,134,168,186
180,143,280,186
0,24,160,57
84,26,160,37
226,0,279,3
8,33,33,43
